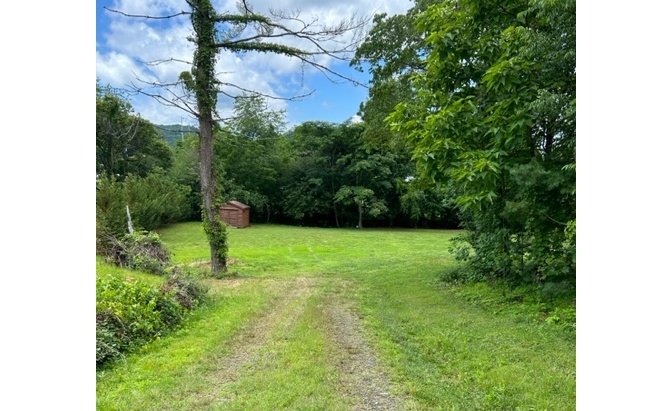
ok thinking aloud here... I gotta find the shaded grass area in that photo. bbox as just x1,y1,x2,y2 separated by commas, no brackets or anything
97,223,575,410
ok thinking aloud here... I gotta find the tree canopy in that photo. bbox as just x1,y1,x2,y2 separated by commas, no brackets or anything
96,83,172,179
383,0,575,283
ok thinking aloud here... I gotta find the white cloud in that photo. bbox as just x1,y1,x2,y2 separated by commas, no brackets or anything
240,0,412,19
96,50,157,88
111,0,188,17
96,0,413,125
349,114,363,124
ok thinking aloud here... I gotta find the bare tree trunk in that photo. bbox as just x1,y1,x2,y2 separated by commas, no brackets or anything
357,202,363,229
332,178,340,227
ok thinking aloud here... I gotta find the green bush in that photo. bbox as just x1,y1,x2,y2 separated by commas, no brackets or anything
545,306,576,332
96,172,193,251
125,171,192,231
96,310,127,365
96,273,207,368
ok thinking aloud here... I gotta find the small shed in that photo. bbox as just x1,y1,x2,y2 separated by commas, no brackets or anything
219,200,251,228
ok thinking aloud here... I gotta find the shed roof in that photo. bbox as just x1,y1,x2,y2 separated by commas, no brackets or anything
222,200,250,210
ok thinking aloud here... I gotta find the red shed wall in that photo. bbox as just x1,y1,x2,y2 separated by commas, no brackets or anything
219,206,250,228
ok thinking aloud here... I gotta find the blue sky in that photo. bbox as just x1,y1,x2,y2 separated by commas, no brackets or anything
96,0,412,129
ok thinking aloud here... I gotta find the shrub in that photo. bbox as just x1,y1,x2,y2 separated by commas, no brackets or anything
545,306,576,332
160,271,209,310
124,172,192,231
96,310,127,365
96,172,193,251
96,273,207,368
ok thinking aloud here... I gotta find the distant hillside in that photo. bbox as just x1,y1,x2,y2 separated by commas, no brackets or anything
155,124,198,147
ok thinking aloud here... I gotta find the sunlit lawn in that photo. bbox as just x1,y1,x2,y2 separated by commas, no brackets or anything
97,223,575,410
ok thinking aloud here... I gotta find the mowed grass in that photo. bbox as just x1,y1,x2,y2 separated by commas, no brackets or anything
96,223,575,410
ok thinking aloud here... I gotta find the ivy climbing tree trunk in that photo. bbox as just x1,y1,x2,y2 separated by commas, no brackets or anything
199,107,227,273
187,0,228,274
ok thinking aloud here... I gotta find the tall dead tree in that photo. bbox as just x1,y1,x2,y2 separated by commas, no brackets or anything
182,0,225,273
107,0,369,275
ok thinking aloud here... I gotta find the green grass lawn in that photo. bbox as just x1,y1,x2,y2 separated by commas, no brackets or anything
97,223,575,410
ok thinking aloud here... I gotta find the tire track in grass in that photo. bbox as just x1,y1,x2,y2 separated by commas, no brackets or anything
192,276,413,410
193,277,318,407
320,286,414,411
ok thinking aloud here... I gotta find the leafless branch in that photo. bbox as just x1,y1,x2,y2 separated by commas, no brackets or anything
216,80,315,102
105,7,189,20
144,57,193,67
128,76,199,118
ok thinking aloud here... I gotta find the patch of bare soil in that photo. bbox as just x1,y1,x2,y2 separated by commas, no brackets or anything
321,296,406,411
187,260,211,268
210,276,251,289
187,258,242,269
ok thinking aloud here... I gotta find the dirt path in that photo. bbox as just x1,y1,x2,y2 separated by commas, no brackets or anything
201,277,409,410
320,297,404,410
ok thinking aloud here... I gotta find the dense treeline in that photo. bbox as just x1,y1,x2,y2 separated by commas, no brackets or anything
96,86,459,247
213,97,458,229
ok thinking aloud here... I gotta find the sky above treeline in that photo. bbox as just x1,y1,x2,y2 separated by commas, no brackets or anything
96,0,413,129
